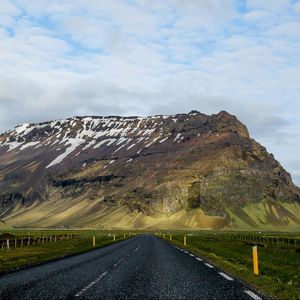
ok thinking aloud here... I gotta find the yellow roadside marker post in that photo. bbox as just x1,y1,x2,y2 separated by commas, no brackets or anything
169,234,172,241
252,246,259,275
184,235,187,246
113,234,116,241
93,236,96,247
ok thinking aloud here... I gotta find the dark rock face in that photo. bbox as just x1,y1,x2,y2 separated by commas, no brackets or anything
1,192,27,206
0,111,299,229
51,175,122,187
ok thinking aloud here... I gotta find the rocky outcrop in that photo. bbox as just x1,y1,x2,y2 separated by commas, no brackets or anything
0,110,299,230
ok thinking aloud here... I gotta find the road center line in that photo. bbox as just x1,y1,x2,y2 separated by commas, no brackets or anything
133,245,140,253
189,254,194,257
244,290,262,300
75,271,108,297
204,263,214,268
196,257,202,261
118,257,125,263
218,272,234,281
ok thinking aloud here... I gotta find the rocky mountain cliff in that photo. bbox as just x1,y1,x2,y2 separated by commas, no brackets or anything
0,110,299,230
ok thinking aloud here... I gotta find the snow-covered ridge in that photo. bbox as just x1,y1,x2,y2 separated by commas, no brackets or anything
0,114,190,168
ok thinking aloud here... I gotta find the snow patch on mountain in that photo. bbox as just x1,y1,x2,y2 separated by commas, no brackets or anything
1,114,186,167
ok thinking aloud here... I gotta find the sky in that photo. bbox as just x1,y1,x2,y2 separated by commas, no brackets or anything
0,0,300,185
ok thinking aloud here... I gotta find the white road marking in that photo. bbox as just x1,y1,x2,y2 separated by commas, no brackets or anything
244,290,262,300
189,254,194,257
114,257,125,267
218,272,234,281
133,245,140,253
184,251,188,254
75,271,107,297
204,263,214,268
196,257,202,261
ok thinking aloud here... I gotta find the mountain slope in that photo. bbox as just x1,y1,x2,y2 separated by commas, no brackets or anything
0,220,11,230
0,111,299,230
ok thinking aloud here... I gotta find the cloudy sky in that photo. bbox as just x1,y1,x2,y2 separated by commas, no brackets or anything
0,0,299,184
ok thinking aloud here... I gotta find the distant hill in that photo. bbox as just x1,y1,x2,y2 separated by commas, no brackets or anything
0,110,299,230
0,220,11,230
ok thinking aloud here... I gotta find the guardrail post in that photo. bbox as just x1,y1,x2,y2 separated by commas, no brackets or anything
252,246,259,275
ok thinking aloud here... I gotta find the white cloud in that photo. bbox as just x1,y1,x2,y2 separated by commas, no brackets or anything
0,0,21,27
0,0,21,16
243,9,277,27
246,0,290,12
268,21,300,39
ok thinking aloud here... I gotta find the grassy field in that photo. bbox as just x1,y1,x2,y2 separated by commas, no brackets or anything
159,231,300,300
0,230,132,273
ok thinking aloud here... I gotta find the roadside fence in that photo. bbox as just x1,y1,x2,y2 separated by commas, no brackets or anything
0,234,79,251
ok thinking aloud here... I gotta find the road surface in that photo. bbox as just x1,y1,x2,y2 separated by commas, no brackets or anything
0,235,266,299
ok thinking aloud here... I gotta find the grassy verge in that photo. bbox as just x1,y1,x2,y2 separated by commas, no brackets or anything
161,232,300,300
0,230,130,273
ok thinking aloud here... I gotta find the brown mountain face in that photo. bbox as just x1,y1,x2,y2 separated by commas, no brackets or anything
0,110,300,230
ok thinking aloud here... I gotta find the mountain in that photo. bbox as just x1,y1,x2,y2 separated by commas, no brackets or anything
0,111,299,230
0,220,11,230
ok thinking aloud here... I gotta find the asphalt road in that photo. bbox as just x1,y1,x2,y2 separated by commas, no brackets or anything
0,235,266,300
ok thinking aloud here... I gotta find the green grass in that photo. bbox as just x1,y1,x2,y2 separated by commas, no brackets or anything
160,231,300,300
0,230,131,273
